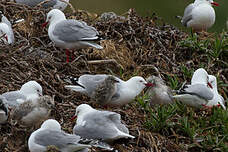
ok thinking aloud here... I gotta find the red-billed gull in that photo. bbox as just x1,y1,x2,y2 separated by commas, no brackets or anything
65,75,153,106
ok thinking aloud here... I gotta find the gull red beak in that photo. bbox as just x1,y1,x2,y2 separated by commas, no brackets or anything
207,82,213,89
145,82,154,87
4,35,8,42
211,2,219,6
71,115,77,121
42,22,48,28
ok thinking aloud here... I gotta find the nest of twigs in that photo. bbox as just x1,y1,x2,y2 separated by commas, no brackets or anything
0,1,227,152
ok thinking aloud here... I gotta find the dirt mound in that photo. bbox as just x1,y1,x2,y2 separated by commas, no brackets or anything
0,1,227,152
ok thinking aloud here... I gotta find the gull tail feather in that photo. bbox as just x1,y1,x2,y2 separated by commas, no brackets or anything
80,139,113,151
65,85,86,93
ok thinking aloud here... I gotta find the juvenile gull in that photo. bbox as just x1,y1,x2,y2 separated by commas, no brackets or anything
206,75,226,109
42,9,103,62
1,81,43,108
181,0,219,31
0,12,14,45
72,104,135,142
28,119,91,152
0,96,8,124
145,76,173,106
173,68,214,108
13,0,69,11
65,75,153,106
11,95,55,127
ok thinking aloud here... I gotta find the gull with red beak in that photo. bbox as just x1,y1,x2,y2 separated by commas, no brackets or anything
0,12,14,45
173,68,214,108
42,9,103,63
181,0,219,31
65,75,154,106
206,75,226,109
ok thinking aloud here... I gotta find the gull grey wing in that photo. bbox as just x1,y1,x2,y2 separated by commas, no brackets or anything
74,111,119,140
34,129,85,148
181,84,214,100
15,0,56,7
181,3,194,26
1,91,26,107
78,74,109,94
53,19,100,43
105,111,129,134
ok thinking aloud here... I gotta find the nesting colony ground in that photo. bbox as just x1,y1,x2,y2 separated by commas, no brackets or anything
0,2,228,152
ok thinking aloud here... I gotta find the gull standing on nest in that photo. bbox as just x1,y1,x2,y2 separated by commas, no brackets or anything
42,9,103,62
181,0,219,31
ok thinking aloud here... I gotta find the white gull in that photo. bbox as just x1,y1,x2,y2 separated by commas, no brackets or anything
173,68,214,108
1,81,43,108
72,104,135,142
65,74,153,106
181,0,219,31
28,119,91,152
42,9,103,62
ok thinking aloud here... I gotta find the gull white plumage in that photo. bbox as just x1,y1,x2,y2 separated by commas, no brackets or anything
181,0,219,31
173,68,214,108
28,119,91,152
206,75,226,109
72,104,135,142
65,74,153,106
1,81,43,108
0,12,14,44
42,9,103,62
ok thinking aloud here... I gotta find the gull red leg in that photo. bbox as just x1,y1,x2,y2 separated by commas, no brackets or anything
65,49,70,63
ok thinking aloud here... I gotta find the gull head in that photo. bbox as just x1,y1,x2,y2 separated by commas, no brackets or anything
71,104,93,121
191,68,209,85
195,0,219,6
41,119,61,130
42,9,66,27
208,0,219,6
208,75,217,90
20,81,43,97
127,76,154,91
